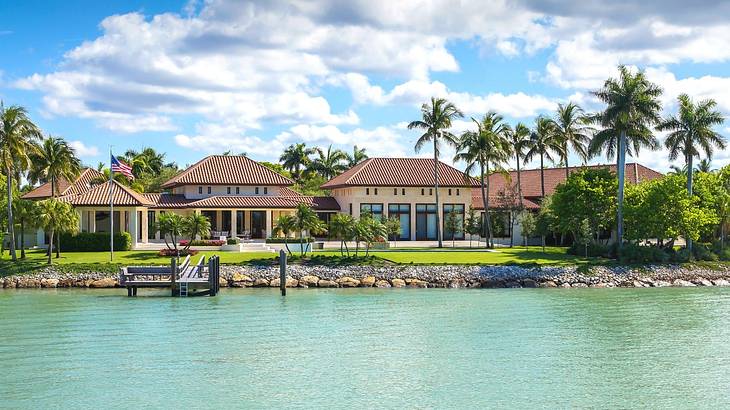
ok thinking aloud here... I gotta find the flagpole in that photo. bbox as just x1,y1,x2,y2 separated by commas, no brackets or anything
109,147,114,262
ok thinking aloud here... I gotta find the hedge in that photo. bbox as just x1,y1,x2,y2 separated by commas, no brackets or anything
59,232,132,251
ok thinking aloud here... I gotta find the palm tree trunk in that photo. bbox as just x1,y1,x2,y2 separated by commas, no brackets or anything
284,237,291,256
6,165,16,261
480,163,491,249
433,139,442,248
300,230,305,256
516,153,523,209
564,143,570,179
616,130,627,252
687,153,693,255
539,154,545,252
20,219,25,259
47,230,54,265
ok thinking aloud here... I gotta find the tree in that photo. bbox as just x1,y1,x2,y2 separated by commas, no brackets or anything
577,218,592,258
494,184,522,247
362,217,387,257
293,203,327,256
34,199,78,264
591,65,663,251
309,145,347,179
506,122,531,209
524,116,561,198
464,206,480,248
0,103,41,261
273,214,297,255
658,93,726,253
28,136,82,258
519,212,537,249
280,143,316,183
385,216,401,247
454,112,511,248
552,102,591,178
408,97,463,248
328,213,355,256
444,210,462,248
13,199,36,259
345,145,368,168
182,213,211,251
696,159,714,173
156,213,186,257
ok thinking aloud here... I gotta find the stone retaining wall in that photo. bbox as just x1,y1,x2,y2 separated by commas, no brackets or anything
3,264,730,289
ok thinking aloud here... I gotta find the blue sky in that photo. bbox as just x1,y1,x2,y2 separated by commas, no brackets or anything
2,0,730,172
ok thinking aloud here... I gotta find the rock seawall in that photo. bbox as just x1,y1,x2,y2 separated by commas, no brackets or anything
3,264,730,289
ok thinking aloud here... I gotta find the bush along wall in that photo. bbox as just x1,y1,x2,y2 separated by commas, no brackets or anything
59,232,132,251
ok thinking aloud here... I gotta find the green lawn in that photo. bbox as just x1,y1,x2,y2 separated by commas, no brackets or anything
0,246,602,277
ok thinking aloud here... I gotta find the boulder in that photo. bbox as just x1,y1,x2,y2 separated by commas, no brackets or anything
41,278,59,288
337,277,360,287
89,278,117,288
3,278,16,288
374,280,391,288
219,277,230,287
59,279,75,287
230,273,253,287
673,279,696,287
712,279,730,287
693,278,713,287
480,279,504,288
571,282,588,288
318,279,338,288
590,282,611,288
299,275,320,287
405,278,427,288
521,279,538,288
360,276,376,287
448,279,467,288
390,278,406,288
538,280,557,288
632,280,646,288
654,280,672,287
560,283,571,288
270,277,299,288
253,278,270,287
504,281,521,288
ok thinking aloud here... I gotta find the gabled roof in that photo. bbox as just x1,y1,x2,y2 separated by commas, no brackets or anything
487,163,663,199
471,190,541,210
60,180,153,207
142,193,195,209
321,157,478,189
183,195,339,210
161,155,294,188
22,168,103,200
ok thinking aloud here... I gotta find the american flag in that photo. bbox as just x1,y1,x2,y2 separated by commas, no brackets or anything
111,155,134,180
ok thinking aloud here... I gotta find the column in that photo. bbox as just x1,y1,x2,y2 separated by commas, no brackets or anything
141,209,148,243
76,209,84,232
216,210,222,231
89,210,96,233
230,210,237,238
36,228,45,247
265,210,273,238
129,208,139,249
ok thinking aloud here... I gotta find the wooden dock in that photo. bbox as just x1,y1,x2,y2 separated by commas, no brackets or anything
119,254,221,297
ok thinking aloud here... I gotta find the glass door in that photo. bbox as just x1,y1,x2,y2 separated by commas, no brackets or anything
251,211,266,239
388,204,410,240
415,204,437,240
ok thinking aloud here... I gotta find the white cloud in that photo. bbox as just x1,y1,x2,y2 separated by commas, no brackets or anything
68,140,99,158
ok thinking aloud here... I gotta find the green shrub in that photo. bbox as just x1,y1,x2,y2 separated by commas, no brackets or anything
266,237,314,243
672,248,692,263
568,242,611,258
692,243,718,261
59,232,132,251
227,237,240,245
619,243,670,264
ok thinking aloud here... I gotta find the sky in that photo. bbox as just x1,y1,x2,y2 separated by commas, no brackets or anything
2,0,730,173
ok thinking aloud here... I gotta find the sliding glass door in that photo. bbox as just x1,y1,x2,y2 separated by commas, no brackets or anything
388,204,410,240
415,204,437,240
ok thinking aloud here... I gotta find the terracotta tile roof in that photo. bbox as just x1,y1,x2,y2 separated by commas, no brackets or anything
471,190,540,210
487,162,663,200
22,168,103,199
161,155,293,188
297,196,341,211
142,193,195,209
60,180,154,207
321,157,479,189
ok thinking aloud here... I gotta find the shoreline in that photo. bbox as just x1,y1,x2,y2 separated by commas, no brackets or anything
3,264,730,289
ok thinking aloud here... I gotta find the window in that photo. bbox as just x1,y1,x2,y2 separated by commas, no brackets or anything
349,203,353,215
236,187,240,194
147,211,156,237
415,204,438,240
360,203,384,219
255,187,260,194
394,188,397,195
198,186,203,194
448,189,452,196
227,187,231,194
402,188,405,195
207,186,211,194
421,188,425,195
429,189,433,195
443,204,465,240
457,189,460,195
366,188,370,195
375,188,378,195
487,212,511,238
264,187,268,194
388,204,411,240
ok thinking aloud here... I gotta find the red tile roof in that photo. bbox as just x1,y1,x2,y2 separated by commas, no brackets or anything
22,168,103,199
142,193,195,209
487,162,663,200
60,180,154,207
321,157,479,189
183,195,338,210
161,155,293,188
471,191,541,210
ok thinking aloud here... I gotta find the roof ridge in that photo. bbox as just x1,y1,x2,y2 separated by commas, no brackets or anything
343,157,374,185
161,155,211,187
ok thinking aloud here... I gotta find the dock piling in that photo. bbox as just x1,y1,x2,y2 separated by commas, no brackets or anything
279,250,287,296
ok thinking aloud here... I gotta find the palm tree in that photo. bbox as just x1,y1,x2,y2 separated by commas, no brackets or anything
28,136,82,258
695,158,714,173
669,164,688,176
309,145,348,179
0,103,41,261
552,102,591,178
592,65,663,250
408,97,463,248
280,143,316,182
658,93,726,253
524,116,562,198
13,199,36,259
329,213,355,256
292,203,327,256
124,147,166,177
182,214,211,251
506,122,531,209
454,112,511,248
34,198,78,265
345,145,368,168
273,214,296,255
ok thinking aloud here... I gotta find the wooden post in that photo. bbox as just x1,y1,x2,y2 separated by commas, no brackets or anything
279,249,287,296
171,257,177,297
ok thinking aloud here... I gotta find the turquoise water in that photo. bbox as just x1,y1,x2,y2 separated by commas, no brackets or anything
1,288,730,409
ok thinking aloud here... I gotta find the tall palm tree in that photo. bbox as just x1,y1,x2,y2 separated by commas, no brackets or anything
695,158,714,173
280,143,316,182
0,103,41,261
408,97,463,248
506,122,531,209
552,102,591,178
658,93,726,253
345,145,368,168
454,112,511,248
524,116,562,198
592,65,662,250
309,145,348,179
28,136,82,258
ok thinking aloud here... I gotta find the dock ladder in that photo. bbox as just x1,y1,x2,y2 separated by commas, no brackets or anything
179,281,188,297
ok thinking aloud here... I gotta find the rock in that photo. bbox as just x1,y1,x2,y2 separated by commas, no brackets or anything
219,277,229,287
3,278,16,288
521,279,537,288
318,279,338,288
337,277,360,287
59,279,74,287
270,277,299,288
560,283,571,288
590,282,611,288
693,278,713,287
632,280,646,288
712,279,730,287
41,278,59,288
253,278,270,287
391,278,406,288
654,280,672,287
539,280,557,288
374,280,391,288
673,279,696,287
299,275,320,287
89,278,116,288
230,273,253,287
481,279,504,288
504,281,521,288
448,279,467,288
571,282,588,288
360,276,376,287
405,278,427,288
